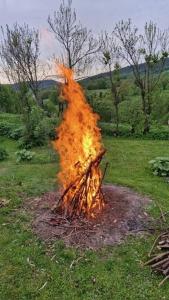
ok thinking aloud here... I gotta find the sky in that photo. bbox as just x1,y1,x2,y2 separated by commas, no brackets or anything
0,0,169,80
1,0,169,30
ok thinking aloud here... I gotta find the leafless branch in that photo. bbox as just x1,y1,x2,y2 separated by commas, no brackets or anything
48,0,100,75
0,23,43,105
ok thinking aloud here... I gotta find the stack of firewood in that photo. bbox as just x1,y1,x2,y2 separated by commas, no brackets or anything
145,232,169,286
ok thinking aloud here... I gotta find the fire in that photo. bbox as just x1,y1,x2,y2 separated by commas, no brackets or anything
53,65,105,218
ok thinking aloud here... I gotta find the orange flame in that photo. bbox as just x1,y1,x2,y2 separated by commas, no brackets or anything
53,65,105,217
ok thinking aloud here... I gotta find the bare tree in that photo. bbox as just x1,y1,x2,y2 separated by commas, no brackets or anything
99,32,121,134
48,0,99,75
0,23,42,106
114,19,169,134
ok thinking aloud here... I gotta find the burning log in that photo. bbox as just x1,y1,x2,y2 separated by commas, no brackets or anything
53,65,106,219
53,149,106,218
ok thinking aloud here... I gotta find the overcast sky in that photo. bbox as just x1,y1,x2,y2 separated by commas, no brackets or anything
1,0,169,30
1,0,169,52
0,0,169,80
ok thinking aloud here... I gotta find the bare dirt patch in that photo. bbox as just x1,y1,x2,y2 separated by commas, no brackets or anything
25,184,152,249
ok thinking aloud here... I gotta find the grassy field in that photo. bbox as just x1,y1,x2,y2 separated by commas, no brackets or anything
0,136,169,299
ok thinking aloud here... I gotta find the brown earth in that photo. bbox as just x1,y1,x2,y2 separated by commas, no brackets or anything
25,184,152,249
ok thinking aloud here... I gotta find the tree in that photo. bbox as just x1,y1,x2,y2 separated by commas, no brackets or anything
114,19,169,134
0,23,42,106
0,84,20,113
100,32,121,134
160,73,169,90
48,0,99,75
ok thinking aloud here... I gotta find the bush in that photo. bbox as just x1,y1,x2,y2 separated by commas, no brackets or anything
119,98,144,133
100,122,169,140
0,121,12,136
49,88,59,105
0,112,57,146
0,85,20,113
15,149,35,163
8,127,23,140
146,130,169,140
100,122,132,136
0,148,8,161
84,79,108,90
20,106,51,148
149,157,169,177
87,93,112,123
43,99,58,116
0,121,23,140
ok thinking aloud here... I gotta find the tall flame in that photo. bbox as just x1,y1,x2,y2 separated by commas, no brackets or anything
53,65,105,218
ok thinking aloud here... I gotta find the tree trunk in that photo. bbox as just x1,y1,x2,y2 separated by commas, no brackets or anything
147,93,152,116
114,101,119,135
33,88,43,107
58,102,64,117
131,124,135,134
143,114,150,134
108,65,120,136
141,91,150,134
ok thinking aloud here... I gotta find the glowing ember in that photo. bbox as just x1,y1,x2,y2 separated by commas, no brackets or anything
53,65,105,218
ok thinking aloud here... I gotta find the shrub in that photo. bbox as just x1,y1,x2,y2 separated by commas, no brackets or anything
0,148,8,161
0,85,20,113
20,105,50,148
148,132,169,140
15,149,35,163
0,112,57,146
87,94,112,123
0,121,12,136
100,122,131,136
0,119,23,140
149,157,169,177
100,122,169,140
85,79,108,90
119,99,144,133
49,88,59,105
8,127,23,140
43,99,58,116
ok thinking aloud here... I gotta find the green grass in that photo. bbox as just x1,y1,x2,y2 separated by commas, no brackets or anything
0,136,169,300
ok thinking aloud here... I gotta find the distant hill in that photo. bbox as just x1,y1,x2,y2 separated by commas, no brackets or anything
80,58,169,84
6,79,58,91
4,57,169,90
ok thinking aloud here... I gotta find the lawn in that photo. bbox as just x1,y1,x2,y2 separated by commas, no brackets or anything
0,136,169,300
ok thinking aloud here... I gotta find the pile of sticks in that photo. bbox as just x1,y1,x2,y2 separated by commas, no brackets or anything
145,232,169,286
53,149,107,218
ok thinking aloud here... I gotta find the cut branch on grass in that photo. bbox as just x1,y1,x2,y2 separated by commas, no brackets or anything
145,232,169,286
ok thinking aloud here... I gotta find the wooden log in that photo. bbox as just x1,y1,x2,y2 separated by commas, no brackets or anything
163,266,169,276
161,260,169,270
144,251,169,266
148,234,162,257
151,256,169,268
159,275,169,287
157,244,169,250
53,149,106,218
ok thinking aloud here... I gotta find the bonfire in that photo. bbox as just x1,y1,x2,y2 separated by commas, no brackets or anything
30,68,150,247
52,65,106,219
